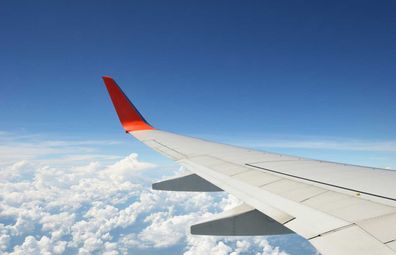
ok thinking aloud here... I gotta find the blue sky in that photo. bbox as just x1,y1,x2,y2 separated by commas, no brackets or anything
0,1,396,254
1,0,395,137
1,0,396,168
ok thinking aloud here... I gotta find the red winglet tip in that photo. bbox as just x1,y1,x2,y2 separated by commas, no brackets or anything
103,76,154,132
102,76,113,80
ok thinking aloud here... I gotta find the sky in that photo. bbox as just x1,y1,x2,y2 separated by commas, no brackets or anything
0,0,396,254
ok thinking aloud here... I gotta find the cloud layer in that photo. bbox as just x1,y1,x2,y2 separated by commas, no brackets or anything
0,131,123,167
0,153,304,254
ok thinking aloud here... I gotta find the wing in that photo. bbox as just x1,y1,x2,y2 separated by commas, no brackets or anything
103,77,396,255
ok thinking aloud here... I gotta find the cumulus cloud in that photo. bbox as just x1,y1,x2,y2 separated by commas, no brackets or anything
0,152,309,254
105,153,156,182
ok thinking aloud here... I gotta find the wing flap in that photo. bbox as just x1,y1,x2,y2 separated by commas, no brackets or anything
302,191,396,222
358,212,396,243
388,241,396,252
310,225,396,255
260,178,327,202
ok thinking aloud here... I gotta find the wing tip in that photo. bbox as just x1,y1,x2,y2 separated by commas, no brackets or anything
102,76,155,132
102,75,114,81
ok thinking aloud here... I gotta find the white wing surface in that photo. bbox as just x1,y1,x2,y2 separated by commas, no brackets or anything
103,77,396,255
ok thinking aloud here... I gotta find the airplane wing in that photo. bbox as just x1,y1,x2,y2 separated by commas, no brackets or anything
103,76,396,255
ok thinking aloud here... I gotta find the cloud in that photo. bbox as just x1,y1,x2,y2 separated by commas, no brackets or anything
0,151,314,254
105,153,156,182
0,131,123,166
10,236,67,255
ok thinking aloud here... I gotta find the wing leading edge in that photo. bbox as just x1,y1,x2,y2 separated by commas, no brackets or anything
102,77,396,255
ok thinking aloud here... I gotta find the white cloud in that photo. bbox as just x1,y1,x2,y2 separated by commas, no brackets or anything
138,211,195,248
254,239,288,255
10,236,67,255
0,131,123,166
0,151,308,254
105,153,156,182
184,237,229,255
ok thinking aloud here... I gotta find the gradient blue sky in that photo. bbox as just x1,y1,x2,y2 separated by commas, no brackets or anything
1,0,396,167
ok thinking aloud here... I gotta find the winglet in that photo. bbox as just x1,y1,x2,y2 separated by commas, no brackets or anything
102,76,154,132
